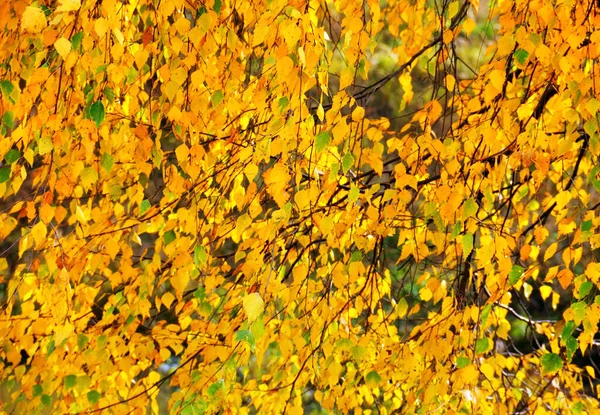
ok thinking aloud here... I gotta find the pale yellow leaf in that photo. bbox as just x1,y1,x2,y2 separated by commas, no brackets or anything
21,6,47,33
54,37,71,59
243,293,264,323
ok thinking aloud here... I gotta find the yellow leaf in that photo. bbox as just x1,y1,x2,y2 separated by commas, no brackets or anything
21,6,47,33
31,221,47,247
57,0,81,12
38,137,53,155
162,292,175,309
54,37,71,59
171,272,189,296
55,322,74,345
489,70,505,92
480,363,495,381
95,18,109,38
243,293,264,323
276,56,294,78
75,205,87,225
39,204,54,224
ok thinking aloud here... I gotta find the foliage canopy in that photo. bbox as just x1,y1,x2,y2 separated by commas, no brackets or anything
2,0,600,413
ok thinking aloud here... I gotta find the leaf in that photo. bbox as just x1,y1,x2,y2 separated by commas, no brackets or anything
234,329,255,349
0,167,9,183
475,338,491,355
80,167,98,189
456,356,470,368
139,199,150,215
462,233,473,257
514,48,529,65
315,131,331,153
89,101,105,128
31,222,47,246
541,353,563,374
565,336,577,361
194,245,207,267
100,153,114,172
508,265,524,285
64,375,77,389
57,0,82,12
365,370,382,387
207,380,224,396
163,230,176,246
243,293,264,323
2,111,13,129
462,198,477,219
38,137,53,155
577,281,593,299
21,6,47,32
342,152,355,173
54,37,72,59
87,390,101,404
211,90,224,107
4,149,20,164
71,32,83,52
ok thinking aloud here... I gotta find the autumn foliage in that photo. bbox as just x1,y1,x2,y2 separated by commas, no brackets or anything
2,0,600,413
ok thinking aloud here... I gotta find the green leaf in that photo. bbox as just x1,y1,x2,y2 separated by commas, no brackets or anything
87,390,101,404
565,336,577,362
41,394,51,406
4,149,20,164
585,118,598,136
0,167,10,183
562,321,576,338
71,32,83,52
348,184,359,202
582,220,593,232
207,380,224,396
456,356,470,369
235,329,255,350
139,199,151,215
342,152,355,173
462,233,473,257
64,374,77,389
277,97,289,113
578,281,593,299
541,352,563,374
100,152,114,172
315,131,331,153
213,0,222,13
480,304,491,327
77,334,89,351
33,384,43,397
89,101,105,128
350,251,362,263
2,111,13,128
211,90,224,107
508,265,524,285
514,48,529,65
163,230,176,246
462,198,477,219
365,370,382,386
475,338,491,355
451,222,461,240
194,245,207,267
0,80,14,97
104,87,115,103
